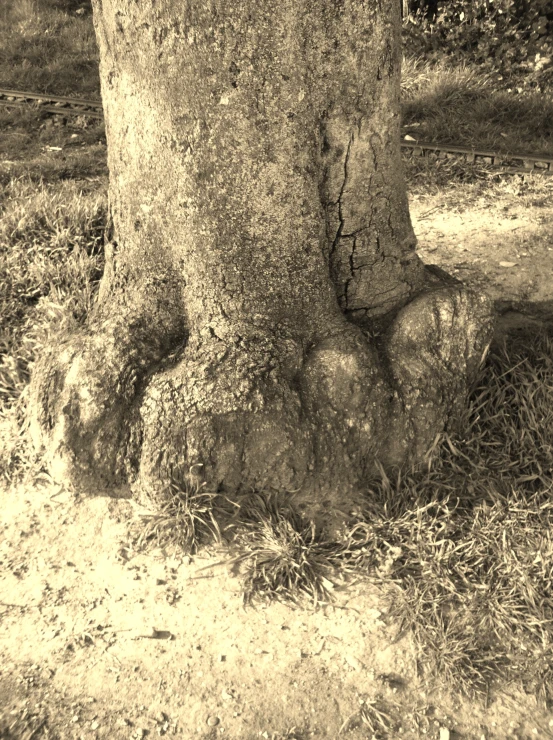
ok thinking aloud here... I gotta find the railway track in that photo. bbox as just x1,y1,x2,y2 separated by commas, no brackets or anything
1,87,552,175
400,140,553,175
0,88,103,119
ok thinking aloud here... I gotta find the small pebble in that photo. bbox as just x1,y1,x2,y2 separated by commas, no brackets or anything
71,715,80,723
439,729,450,740
90,720,99,730
207,716,220,727
344,655,363,670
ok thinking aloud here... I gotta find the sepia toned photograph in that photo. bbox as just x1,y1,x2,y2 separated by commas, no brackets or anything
1,1,553,737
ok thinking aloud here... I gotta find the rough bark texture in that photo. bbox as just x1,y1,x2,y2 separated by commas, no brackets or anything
29,0,494,528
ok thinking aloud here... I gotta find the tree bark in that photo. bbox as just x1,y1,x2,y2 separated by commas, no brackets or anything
29,0,493,528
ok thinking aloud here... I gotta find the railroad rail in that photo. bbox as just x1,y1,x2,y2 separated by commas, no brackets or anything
401,140,553,175
0,88,103,119
1,87,552,174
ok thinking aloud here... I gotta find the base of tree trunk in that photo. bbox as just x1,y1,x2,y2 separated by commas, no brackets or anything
28,270,494,532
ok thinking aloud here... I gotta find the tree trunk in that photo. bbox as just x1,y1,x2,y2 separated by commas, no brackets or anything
29,0,493,528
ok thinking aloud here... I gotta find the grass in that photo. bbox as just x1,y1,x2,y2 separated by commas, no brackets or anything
2,0,553,713
401,56,553,157
0,0,99,98
0,175,106,482
0,177,106,403
226,491,339,607
339,697,398,736
129,473,224,556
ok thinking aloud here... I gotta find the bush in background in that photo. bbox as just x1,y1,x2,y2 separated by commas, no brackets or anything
403,0,553,93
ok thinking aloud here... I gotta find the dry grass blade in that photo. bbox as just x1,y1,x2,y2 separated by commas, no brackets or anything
339,696,397,737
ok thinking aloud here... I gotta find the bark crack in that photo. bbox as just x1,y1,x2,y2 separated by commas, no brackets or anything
329,132,354,262
341,226,369,239
369,133,380,172
344,235,357,306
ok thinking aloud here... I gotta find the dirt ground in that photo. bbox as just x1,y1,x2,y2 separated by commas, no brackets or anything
3,185,553,740
410,185,553,333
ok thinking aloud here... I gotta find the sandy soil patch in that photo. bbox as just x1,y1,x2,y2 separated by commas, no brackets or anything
411,193,553,317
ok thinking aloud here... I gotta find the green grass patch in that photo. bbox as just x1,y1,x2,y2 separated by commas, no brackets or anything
0,0,99,98
401,56,553,157
0,175,106,481
129,473,224,556
226,491,339,607
0,176,106,380
339,697,398,737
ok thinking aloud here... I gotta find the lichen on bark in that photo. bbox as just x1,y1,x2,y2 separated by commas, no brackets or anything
28,0,494,531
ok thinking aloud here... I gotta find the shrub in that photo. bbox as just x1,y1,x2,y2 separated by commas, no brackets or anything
403,0,553,93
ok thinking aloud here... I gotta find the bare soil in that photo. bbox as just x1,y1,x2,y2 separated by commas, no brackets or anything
2,183,553,740
410,188,553,337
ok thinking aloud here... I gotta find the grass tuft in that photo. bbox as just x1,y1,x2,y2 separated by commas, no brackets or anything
325,326,553,703
228,492,339,607
131,472,223,555
0,176,107,484
339,696,398,737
